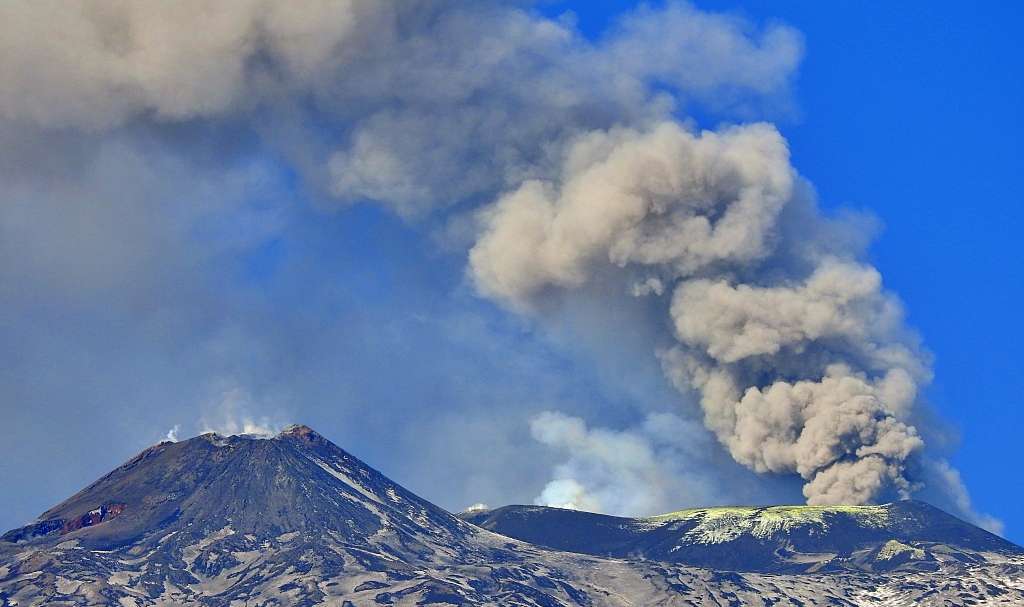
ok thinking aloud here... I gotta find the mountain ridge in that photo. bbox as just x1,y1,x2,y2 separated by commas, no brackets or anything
3,426,1022,606
4,425,473,551
459,500,1020,573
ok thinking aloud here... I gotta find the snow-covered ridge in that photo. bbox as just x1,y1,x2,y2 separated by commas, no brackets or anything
648,504,892,544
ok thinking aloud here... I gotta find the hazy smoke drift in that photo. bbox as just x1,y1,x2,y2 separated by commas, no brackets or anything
530,410,729,515
0,1,988,519
470,121,929,506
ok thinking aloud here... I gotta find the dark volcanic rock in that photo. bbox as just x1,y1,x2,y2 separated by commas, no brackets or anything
2,426,1022,606
3,425,466,551
460,501,1023,573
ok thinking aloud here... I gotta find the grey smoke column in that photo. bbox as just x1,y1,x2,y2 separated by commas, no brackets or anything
470,121,930,505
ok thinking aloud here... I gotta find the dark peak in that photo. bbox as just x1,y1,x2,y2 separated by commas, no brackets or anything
890,499,941,511
2,422,466,551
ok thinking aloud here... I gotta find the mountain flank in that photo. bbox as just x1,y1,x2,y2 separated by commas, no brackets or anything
460,501,1019,573
2,426,1022,606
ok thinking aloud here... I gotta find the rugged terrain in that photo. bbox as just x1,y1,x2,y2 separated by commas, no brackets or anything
2,426,1022,606
460,500,1017,574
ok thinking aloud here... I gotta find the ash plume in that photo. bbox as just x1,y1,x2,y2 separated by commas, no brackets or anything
468,121,937,506
0,0,999,530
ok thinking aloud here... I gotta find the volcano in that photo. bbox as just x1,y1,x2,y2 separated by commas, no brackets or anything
460,501,1020,574
2,426,1022,606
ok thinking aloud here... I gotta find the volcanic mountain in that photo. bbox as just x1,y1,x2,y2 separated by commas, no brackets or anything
2,426,1022,606
460,501,1020,574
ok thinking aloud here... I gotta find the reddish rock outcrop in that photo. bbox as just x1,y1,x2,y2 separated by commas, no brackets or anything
61,503,127,534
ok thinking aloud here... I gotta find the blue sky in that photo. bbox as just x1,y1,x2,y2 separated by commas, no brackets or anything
701,0,1024,539
0,1,1020,544
611,0,1024,536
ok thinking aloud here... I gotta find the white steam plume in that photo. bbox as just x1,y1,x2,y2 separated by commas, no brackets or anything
530,411,729,515
199,383,284,438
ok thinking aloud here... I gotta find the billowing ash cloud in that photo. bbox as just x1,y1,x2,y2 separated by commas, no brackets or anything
0,0,365,128
0,0,999,531
470,120,930,506
0,0,800,217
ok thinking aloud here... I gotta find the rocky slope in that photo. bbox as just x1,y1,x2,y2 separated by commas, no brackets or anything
460,501,1020,574
2,426,1022,606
